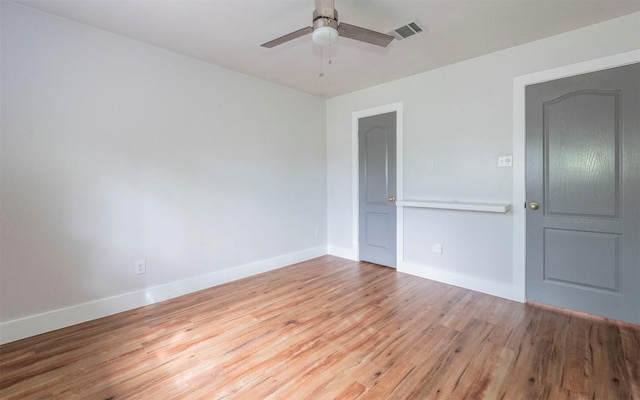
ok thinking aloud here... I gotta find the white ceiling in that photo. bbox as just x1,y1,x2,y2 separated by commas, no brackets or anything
12,0,640,98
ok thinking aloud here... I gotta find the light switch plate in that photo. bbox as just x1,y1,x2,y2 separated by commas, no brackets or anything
498,155,513,167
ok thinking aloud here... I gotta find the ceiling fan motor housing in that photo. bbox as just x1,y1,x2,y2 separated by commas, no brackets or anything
313,9,338,30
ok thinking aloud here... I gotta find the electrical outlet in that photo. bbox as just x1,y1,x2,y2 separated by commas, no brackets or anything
135,259,146,275
498,155,513,167
432,244,443,255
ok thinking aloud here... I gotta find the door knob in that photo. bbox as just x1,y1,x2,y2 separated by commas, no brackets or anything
388,196,396,202
529,202,539,210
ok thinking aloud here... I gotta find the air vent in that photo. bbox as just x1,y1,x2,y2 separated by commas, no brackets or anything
388,20,427,41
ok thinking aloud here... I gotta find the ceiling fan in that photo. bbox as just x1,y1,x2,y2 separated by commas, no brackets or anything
261,0,394,48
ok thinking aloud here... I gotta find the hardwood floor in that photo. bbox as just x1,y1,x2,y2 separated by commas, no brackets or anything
1,255,639,399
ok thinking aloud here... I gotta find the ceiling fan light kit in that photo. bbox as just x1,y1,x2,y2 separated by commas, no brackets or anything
261,0,394,49
312,17,339,46
312,25,338,46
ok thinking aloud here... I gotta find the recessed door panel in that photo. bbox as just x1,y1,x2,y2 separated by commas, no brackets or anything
365,212,389,248
365,131,389,205
545,91,619,217
543,229,620,292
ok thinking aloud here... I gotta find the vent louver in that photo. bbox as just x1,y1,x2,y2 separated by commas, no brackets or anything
388,20,427,41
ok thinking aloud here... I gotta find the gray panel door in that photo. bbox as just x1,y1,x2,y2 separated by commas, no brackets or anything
359,112,397,267
526,63,640,324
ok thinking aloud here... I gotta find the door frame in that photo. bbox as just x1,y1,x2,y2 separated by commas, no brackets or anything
351,102,404,263
512,49,640,302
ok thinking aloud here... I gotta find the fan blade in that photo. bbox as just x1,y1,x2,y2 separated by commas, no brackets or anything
315,0,335,18
338,23,394,47
261,26,313,48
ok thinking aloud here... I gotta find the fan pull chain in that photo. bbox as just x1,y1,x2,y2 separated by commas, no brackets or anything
319,41,334,78
319,45,325,77
326,42,333,92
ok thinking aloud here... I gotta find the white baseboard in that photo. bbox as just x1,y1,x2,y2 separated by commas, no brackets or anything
327,246,357,260
398,260,524,303
0,246,327,345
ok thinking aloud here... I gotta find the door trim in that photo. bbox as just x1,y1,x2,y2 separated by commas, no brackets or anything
513,49,640,302
351,102,404,263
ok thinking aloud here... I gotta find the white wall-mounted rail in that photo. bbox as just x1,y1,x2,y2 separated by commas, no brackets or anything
396,200,511,213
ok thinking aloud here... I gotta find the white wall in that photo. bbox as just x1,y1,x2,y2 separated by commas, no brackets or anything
327,12,640,300
0,3,326,342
